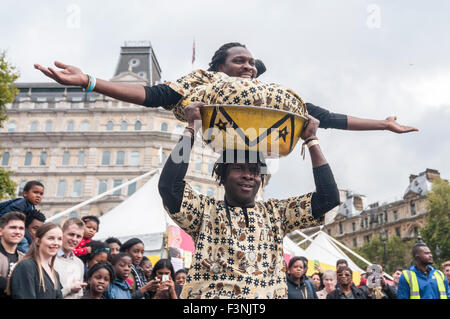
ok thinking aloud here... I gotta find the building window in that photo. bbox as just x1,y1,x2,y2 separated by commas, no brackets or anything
207,160,214,174
130,151,140,166
7,122,16,132
410,201,416,216
120,121,128,131
98,179,107,195
30,121,38,132
113,179,122,195
395,227,401,237
134,120,142,131
160,122,168,132
80,121,90,131
353,238,357,247
77,151,86,166
116,151,125,165
327,229,331,236
101,151,111,165
393,210,398,221
413,226,419,237
17,180,27,196
72,180,82,197
128,182,137,196
56,180,67,197
1,152,10,166
339,222,343,234
39,151,48,166
45,120,53,132
195,156,202,172
62,151,70,165
106,121,114,131
24,151,32,166
67,121,75,131
364,235,371,243
206,187,214,197
193,185,202,193
379,214,383,225
364,218,368,228
384,210,388,223
352,222,356,232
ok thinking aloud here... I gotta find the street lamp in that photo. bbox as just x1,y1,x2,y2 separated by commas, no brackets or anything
435,245,441,269
380,229,387,270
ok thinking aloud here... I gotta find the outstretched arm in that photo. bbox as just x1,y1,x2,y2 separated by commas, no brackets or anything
306,103,418,134
34,61,147,105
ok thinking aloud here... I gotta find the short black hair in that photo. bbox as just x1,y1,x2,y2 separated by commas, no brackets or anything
255,59,266,77
25,209,46,228
111,252,131,266
105,237,122,247
208,42,247,72
86,262,115,281
85,240,110,262
412,243,428,257
175,268,188,277
0,211,26,228
82,215,100,231
23,181,44,193
212,150,267,186
337,265,353,276
336,259,348,267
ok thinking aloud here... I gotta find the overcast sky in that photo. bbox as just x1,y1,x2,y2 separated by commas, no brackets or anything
1,0,449,205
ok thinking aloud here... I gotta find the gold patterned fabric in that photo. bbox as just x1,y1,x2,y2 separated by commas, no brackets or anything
166,183,324,299
165,69,307,122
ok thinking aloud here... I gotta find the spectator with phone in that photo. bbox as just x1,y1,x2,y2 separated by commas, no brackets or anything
148,258,180,299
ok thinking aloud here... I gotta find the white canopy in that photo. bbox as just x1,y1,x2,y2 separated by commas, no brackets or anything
95,171,175,256
303,231,364,273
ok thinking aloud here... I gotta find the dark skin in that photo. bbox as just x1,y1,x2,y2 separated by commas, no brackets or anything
414,246,434,274
23,185,44,206
185,102,327,207
337,270,353,294
35,46,417,134
288,260,307,284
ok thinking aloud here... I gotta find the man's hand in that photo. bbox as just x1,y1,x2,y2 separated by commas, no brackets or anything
384,116,418,133
301,114,320,141
34,61,89,87
184,102,204,128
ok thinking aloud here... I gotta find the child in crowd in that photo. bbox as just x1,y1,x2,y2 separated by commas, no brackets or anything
82,262,114,299
120,238,153,298
0,181,45,253
140,257,153,282
24,209,46,245
104,253,135,299
73,216,100,263
104,237,122,262
148,258,180,299
175,268,187,289
83,241,109,281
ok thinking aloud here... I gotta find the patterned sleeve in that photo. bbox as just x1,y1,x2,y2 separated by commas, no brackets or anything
266,192,324,236
168,183,208,243
164,69,215,98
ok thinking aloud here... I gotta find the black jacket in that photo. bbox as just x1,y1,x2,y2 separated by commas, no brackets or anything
286,274,318,299
326,285,367,299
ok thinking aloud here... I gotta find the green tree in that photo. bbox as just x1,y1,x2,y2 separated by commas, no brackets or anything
0,51,19,199
421,178,450,267
352,235,414,274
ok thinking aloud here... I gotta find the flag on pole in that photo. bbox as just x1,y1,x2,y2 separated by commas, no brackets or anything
192,38,196,65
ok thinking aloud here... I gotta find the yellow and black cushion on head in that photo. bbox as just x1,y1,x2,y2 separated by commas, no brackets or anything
165,69,308,122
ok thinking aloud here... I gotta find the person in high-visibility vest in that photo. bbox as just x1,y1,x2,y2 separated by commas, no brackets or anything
398,242,449,299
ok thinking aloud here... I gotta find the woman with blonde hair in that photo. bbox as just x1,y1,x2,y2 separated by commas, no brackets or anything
8,222,63,299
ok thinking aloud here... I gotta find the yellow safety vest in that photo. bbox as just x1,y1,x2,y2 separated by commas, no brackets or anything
402,269,448,299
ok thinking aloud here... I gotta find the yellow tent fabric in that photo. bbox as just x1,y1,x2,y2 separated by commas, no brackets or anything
306,260,361,285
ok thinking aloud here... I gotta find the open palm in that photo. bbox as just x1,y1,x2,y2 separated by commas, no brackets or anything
34,61,88,87
385,116,419,133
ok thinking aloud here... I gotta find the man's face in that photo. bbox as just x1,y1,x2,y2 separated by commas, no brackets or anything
217,46,257,79
392,270,402,284
0,220,25,246
63,224,84,252
23,185,44,206
224,163,262,206
27,219,44,241
416,246,433,265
